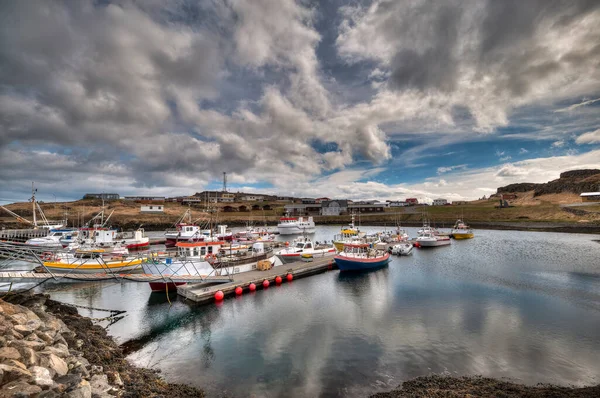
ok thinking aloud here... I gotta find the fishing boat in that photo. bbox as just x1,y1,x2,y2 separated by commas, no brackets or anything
142,241,283,292
164,209,209,246
26,229,77,248
277,216,316,235
115,228,150,249
333,214,366,251
334,243,390,271
42,249,143,274
0,183,67,241
214,225,233,241
415,231,451,247
391,242,413,255
451,219,474,239
276,237,336,264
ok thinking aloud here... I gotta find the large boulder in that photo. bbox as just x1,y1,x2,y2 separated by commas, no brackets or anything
0,348,20,361
30,366,53,388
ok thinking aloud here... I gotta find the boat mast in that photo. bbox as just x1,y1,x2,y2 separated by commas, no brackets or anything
31,182,37,228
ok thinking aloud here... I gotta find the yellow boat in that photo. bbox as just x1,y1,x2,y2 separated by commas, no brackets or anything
451,219,474,239
43,253,143,273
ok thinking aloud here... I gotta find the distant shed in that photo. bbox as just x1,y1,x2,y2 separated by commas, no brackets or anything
580,192,600,202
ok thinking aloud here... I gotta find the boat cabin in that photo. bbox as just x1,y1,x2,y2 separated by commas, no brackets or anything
342,243,372,255
177,224,201,233
175,241,226,257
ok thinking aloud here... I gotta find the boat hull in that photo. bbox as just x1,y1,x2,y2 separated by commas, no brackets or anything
452,233,474,240
277,249,336,264
277,226,316,235
417,238,451,247
334,253,390,271
125,239,150,250
42,258,143,274
164,237,204,247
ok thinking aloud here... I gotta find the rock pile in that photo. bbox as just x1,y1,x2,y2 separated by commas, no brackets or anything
0,294,203,397
0,297,120,397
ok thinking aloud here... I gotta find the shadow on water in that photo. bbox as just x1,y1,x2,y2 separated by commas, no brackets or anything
121,296,220,357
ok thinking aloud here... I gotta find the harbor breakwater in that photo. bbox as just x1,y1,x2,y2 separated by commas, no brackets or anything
0,293,203,397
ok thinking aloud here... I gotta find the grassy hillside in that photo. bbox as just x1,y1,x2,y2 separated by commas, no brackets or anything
2,192,599,230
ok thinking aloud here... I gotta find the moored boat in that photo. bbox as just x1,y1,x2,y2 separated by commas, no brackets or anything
26,229,77,248
451,219,474,239
391,242,413,255
277,216,316,235
415,231,451,247
334,243,390,271
42,249,143,274
142,241,283,292
276,237,336,264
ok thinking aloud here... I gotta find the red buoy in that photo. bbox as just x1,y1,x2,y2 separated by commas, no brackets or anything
414,242,421,248
275,276,282,285
235,286,243,295
286,273,293,282
285,241,290,246
249,283,256,292
263,279,270,288
214,290,224,301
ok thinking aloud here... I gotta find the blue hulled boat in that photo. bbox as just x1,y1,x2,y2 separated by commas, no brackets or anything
334,243,390,271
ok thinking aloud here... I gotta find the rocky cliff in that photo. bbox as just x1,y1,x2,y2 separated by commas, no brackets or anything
497,169,600,197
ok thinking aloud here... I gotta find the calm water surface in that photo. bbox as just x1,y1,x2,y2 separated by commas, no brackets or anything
32,227,600,396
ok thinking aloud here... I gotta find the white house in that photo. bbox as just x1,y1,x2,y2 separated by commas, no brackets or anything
241,195,264,202
432,198,448,206
140,205,164,213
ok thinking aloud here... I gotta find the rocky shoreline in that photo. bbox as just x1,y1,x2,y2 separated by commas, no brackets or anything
0,293,203,397
370,375,600,397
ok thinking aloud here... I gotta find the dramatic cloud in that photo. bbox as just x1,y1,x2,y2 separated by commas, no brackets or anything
336,0,600,132
1,0,599,202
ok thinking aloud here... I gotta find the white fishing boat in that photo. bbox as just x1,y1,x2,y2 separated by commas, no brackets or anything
164,209,211,246
115,228,150,249
276,237,336,264
142,241,283,291
0,183,67,237
415,231,451,247
391,242,413,255
26,229,77,248
277,216,316,235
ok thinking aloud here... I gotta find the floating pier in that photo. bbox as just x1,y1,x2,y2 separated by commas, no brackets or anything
177,256,337,304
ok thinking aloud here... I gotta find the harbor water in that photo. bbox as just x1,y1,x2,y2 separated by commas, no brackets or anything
19,227,600,396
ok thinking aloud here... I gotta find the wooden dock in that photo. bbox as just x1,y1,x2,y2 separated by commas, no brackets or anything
177,256,337,304
0,272,232,284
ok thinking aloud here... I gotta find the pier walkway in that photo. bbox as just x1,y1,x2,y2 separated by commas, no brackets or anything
178,256,336,304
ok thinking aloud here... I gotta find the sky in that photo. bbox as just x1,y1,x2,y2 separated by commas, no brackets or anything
1,0,600,204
